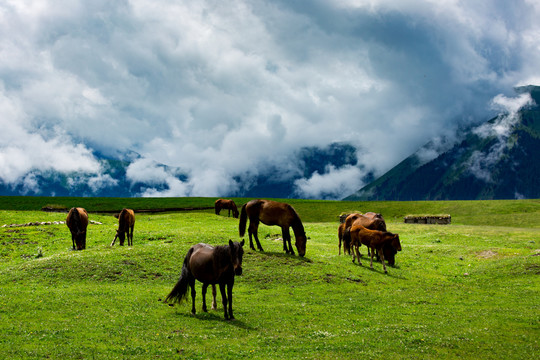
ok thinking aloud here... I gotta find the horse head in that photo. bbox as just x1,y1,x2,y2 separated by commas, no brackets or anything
229,239,244,276
295,232,307,257
391,234,402,251
115,229,126,245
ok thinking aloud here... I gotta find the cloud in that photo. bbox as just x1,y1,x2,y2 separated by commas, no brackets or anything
1,0,540,198
468,90,534,182
0,86,101,185
474,92,533,139
294,165,365,200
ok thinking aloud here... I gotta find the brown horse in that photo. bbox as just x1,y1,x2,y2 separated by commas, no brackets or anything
215,199,239,218
165,240,244,320
111,208,135,246
66,207,89,250
239,199,307,257
339,213,387,255
346,225,401,273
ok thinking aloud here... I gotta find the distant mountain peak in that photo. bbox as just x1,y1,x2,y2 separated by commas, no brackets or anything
345,86,540,201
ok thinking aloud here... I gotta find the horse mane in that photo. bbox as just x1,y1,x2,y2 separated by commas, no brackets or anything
288,205,305,236
212,244,236,270
118,208,127,226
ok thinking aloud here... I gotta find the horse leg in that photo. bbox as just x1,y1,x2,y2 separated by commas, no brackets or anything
219,283,229,320
201,283,209,312
379,249,388,274
249,221,264,251
247,220,256,250
190,277,196,315
282,227,294,255
71,233,76,250
369,247,374,269
211,284,217,310
227,279,235,320
128,225,133,246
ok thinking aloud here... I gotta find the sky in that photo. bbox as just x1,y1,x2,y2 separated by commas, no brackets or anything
1,0,540,198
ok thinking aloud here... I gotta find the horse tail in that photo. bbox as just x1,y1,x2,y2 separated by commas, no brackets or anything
239,203,248,237
165,247,194,304
343,227,352,255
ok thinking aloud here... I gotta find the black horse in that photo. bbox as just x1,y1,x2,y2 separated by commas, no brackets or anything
165,240,244,320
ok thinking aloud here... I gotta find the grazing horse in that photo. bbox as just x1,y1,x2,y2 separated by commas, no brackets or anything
111,208,135,246
346,225,402,273
339,213,387,255
66,207,89,250
239,199,307,257
215,199,239,218
165,240,244,320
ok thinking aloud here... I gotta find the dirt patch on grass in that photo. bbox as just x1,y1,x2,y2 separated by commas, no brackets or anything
477,250,498,259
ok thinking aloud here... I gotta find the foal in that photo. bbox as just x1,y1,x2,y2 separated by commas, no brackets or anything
347,225,401,273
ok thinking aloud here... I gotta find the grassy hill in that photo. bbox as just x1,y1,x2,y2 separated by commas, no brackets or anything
0,197,539,359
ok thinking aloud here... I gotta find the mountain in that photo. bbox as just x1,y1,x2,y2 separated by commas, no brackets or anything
344,86,540,201
0,143,359,198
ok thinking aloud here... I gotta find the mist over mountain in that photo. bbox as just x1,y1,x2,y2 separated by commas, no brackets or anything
3,86,539,201
0,143,360,199
345,86,540,201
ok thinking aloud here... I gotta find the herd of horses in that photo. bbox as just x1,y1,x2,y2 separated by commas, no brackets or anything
65,199,401,320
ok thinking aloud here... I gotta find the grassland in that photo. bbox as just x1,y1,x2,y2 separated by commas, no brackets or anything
0,197,539,359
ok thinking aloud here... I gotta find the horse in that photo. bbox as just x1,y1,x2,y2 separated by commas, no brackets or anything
239,199,307,257
66,207,89,250
111,208,135,246
165,240,244,320
339,213,387,255
215,199,239,218
346,225,401,273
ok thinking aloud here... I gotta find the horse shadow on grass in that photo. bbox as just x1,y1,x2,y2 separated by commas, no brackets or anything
174,310,253,330
352,259,407,280
253,250,313,264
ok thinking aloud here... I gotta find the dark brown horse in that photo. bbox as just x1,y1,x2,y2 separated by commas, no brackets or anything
239,199,307,257
111,208,135,246
66,207,89,250
346,225,402,273
215,199,239,218
165,240,244,320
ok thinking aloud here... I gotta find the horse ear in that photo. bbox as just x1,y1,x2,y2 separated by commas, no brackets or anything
240,239,245,247
229,239,234,247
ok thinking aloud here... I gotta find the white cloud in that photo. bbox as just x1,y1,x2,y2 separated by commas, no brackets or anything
1,0,540,198
468,90,534,182
294,165,365,200
0,87,101,185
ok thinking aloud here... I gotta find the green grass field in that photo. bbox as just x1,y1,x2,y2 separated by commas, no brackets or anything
0,197,539,359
